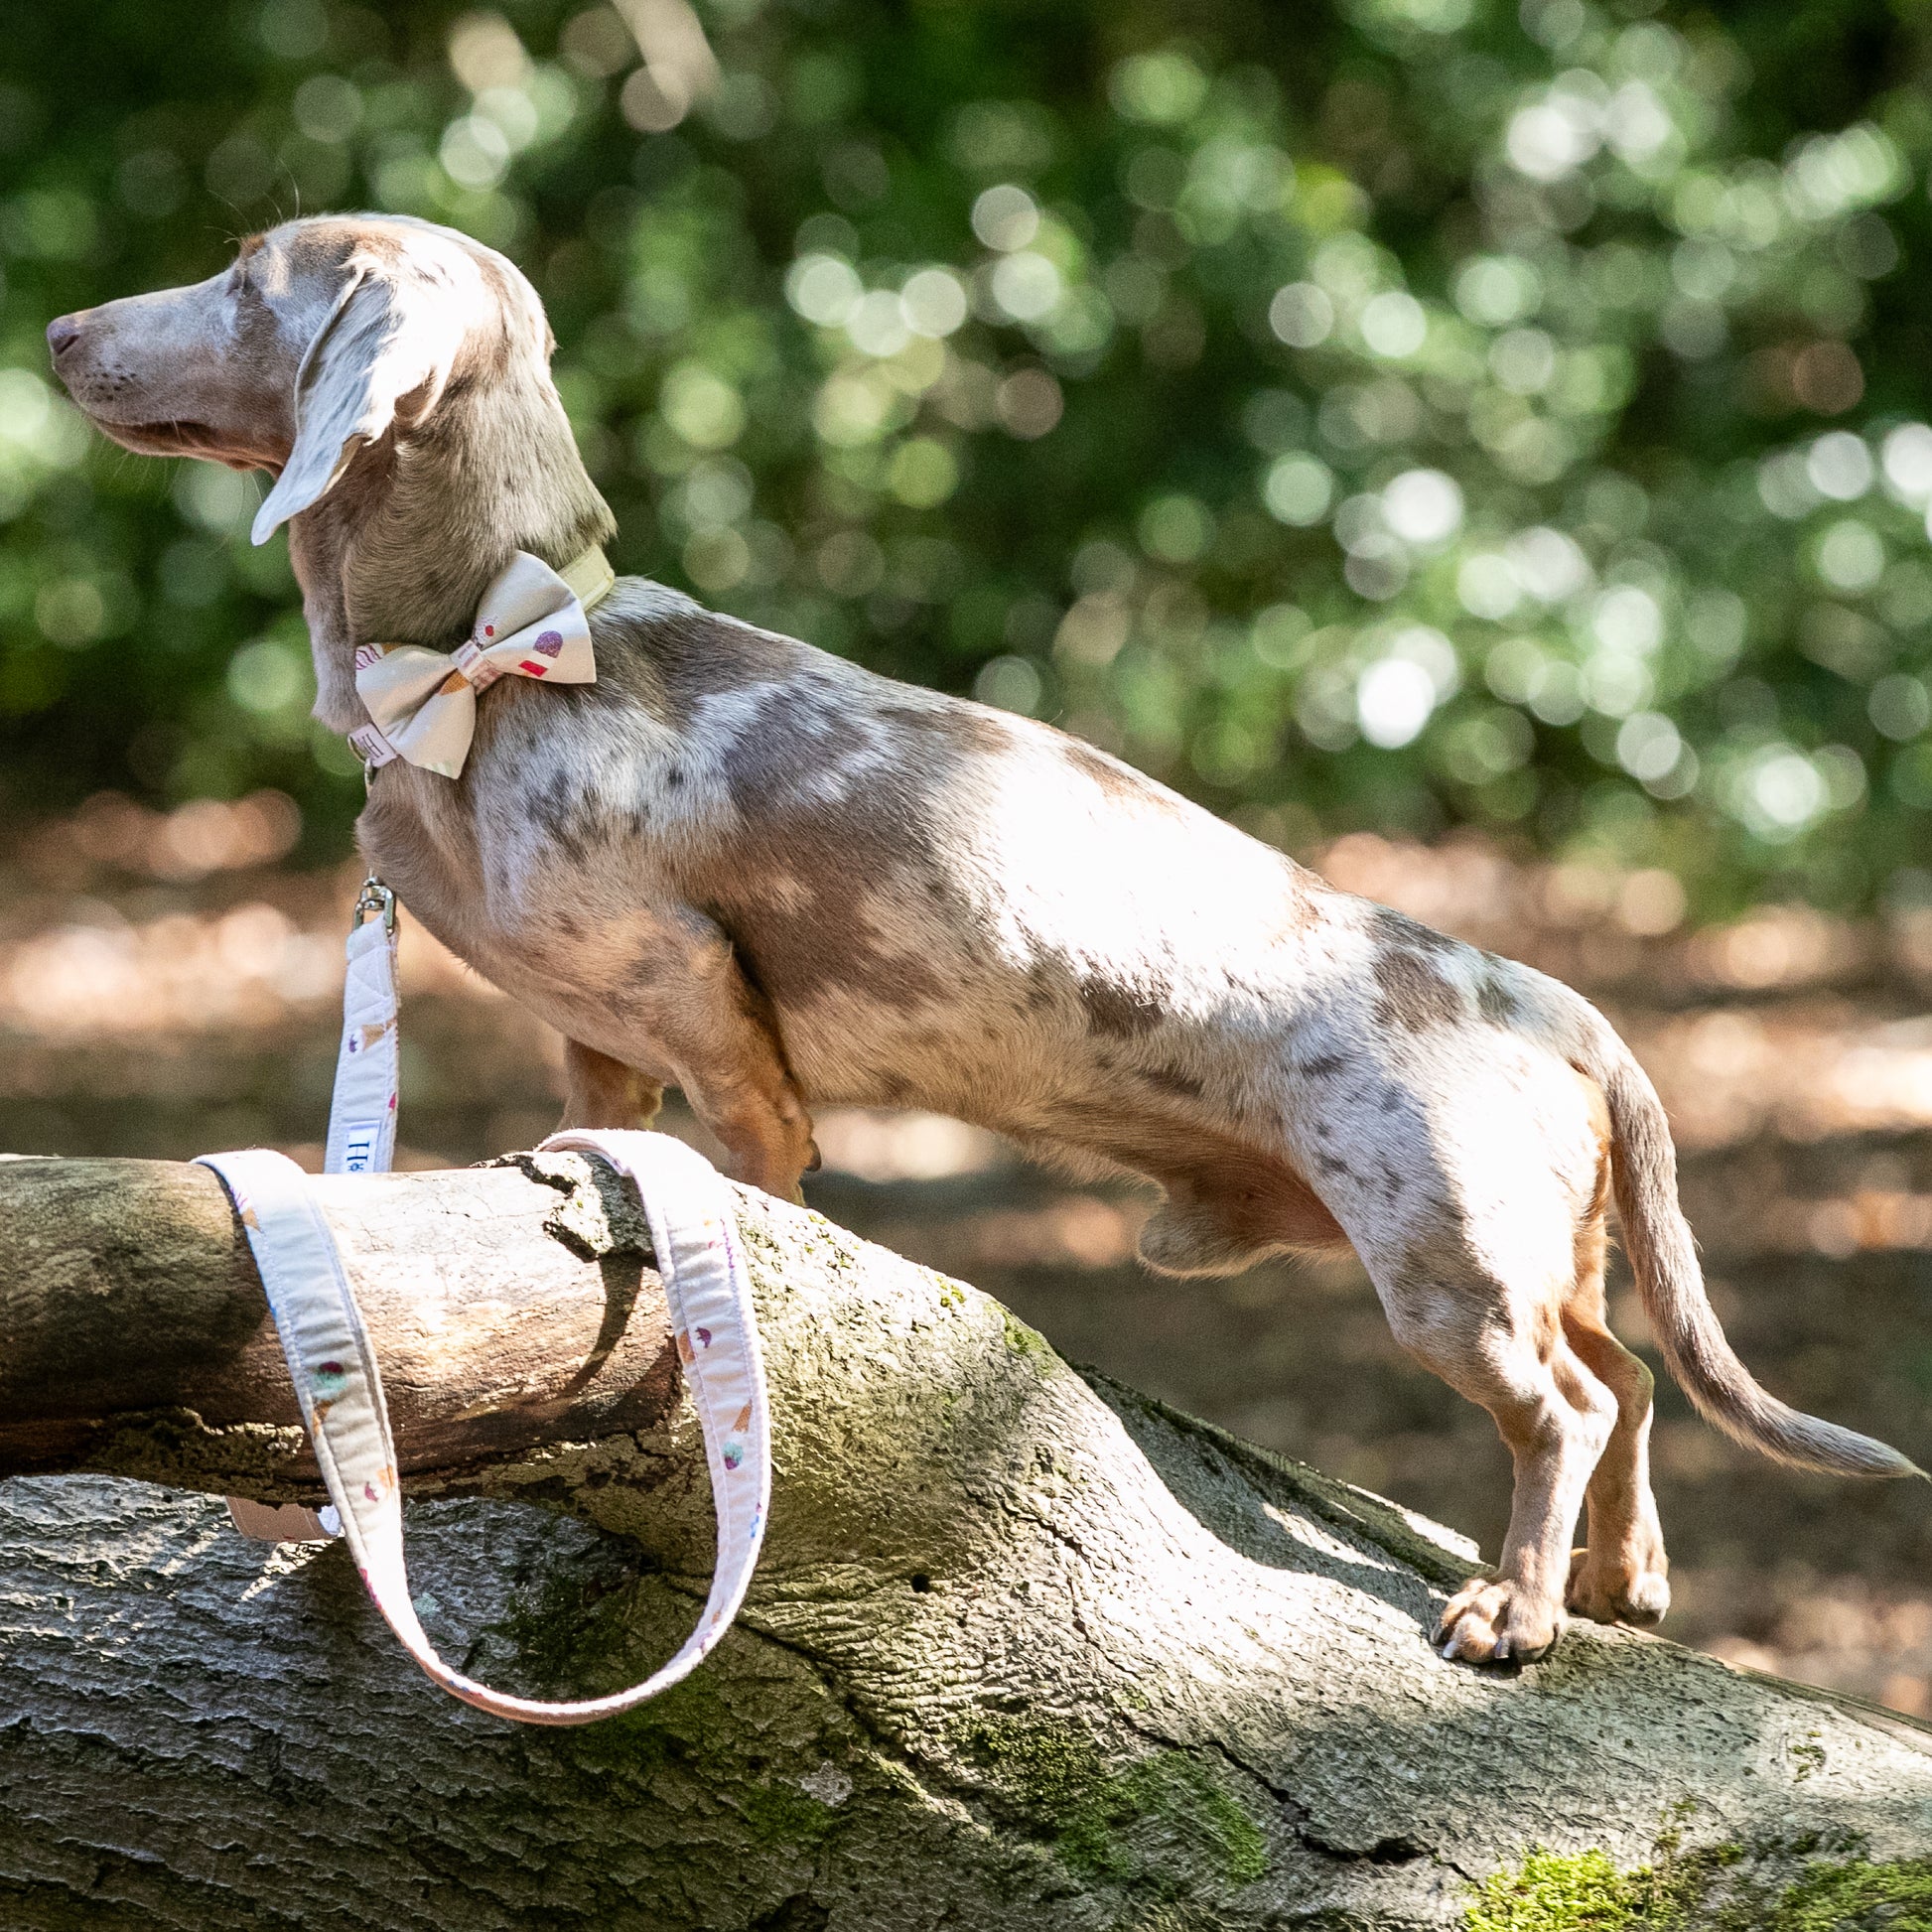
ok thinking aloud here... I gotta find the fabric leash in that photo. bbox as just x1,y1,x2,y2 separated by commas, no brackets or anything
198,1131,771,1725
326,876,401,1178
225,874,400,1544
203,549,772,1721
223,544,606,1537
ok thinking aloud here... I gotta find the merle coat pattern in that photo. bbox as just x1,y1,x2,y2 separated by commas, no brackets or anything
48,214,1918,1668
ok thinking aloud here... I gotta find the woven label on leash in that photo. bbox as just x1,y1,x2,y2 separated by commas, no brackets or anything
197,1130,770,1725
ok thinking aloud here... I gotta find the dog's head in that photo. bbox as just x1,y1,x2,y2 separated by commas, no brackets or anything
48,213,554,548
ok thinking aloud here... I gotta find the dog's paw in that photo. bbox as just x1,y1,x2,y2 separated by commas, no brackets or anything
1436,1578,1564,1666
1565,1546,1670,1628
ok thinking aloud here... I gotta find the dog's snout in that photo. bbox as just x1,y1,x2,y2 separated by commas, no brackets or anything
45,315,80,358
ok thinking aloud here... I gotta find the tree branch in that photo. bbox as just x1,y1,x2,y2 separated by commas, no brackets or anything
0,1153,676,1495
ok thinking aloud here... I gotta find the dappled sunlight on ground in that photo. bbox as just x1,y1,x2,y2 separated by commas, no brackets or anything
1698,1579,1932,1720
4,804,1931,1718
0,859,485,1044
809,1107,1006,1182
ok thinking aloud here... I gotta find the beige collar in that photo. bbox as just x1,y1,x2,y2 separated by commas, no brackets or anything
556,544,617,614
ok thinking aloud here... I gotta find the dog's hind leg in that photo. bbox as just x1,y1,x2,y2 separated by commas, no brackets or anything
1409,1287,1618,1663
560,1039,664,1133
1347,1197,1618,1665
1560,1172,1670,1628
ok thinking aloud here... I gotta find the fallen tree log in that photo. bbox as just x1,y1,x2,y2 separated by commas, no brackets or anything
0,1151,1927,1931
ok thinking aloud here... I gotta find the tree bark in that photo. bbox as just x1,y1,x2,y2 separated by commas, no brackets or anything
0,1151,1928,1931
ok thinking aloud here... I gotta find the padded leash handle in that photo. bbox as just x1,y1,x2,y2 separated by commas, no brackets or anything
197,1130,770,1725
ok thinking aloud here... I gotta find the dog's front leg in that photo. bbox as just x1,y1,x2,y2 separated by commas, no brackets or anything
559,1040,664,1133
600,908,817,1202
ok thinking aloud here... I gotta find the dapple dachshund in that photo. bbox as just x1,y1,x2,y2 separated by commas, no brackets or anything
48,214,1918,1667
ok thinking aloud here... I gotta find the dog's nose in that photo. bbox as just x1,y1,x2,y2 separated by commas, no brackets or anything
45,315,80,358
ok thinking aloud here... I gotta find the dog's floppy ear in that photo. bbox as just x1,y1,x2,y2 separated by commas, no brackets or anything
251,254,472,545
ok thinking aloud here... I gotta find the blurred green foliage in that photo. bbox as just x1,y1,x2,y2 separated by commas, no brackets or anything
5,0,1932,913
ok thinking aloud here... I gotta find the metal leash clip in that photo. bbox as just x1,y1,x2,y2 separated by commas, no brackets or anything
350,873,397,937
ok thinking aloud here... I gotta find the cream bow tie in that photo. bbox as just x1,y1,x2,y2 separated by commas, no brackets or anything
347,547,616,779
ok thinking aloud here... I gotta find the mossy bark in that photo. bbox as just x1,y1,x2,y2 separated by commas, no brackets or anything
0,1152,1928,1929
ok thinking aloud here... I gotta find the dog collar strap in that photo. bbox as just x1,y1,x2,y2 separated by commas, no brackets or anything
556,543,617,613
196,1129,770,1726
348,545,615,780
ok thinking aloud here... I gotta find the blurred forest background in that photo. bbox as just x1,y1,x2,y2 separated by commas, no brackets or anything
7,0,1932,1721
8,0,1932,911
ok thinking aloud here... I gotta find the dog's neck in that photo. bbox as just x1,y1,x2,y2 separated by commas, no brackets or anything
287,355,616,734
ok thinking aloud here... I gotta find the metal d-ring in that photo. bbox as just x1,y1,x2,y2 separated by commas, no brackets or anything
349,873,397,936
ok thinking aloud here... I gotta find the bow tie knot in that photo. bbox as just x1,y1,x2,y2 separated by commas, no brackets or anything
348,547,614,779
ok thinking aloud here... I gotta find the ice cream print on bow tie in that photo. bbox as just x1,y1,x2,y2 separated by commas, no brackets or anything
348,547,615,779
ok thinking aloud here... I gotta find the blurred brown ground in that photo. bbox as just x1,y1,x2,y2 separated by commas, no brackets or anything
6,793,1932,1716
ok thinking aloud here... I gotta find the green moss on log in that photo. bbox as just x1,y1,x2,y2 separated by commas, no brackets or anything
1464,1850,1640,1931
1000,1311,1056,1367
1767,1858,1932,1929
489,1540,647,1688
955,1712,1266,1888
1464,1841,1932,1930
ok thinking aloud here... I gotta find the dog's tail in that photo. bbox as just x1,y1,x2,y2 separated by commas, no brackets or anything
1569,1007,1920,1480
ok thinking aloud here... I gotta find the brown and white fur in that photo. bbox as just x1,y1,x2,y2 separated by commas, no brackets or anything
49,214,1920,1666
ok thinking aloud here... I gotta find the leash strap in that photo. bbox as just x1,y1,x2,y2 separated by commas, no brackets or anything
227,877,400,1543
196,1130,770,1725
326,880,400,1176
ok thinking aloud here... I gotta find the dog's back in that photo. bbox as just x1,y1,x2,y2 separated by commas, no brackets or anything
523,583,1334,1132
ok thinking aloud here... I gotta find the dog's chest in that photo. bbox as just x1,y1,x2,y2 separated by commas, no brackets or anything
355,752,691,1010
